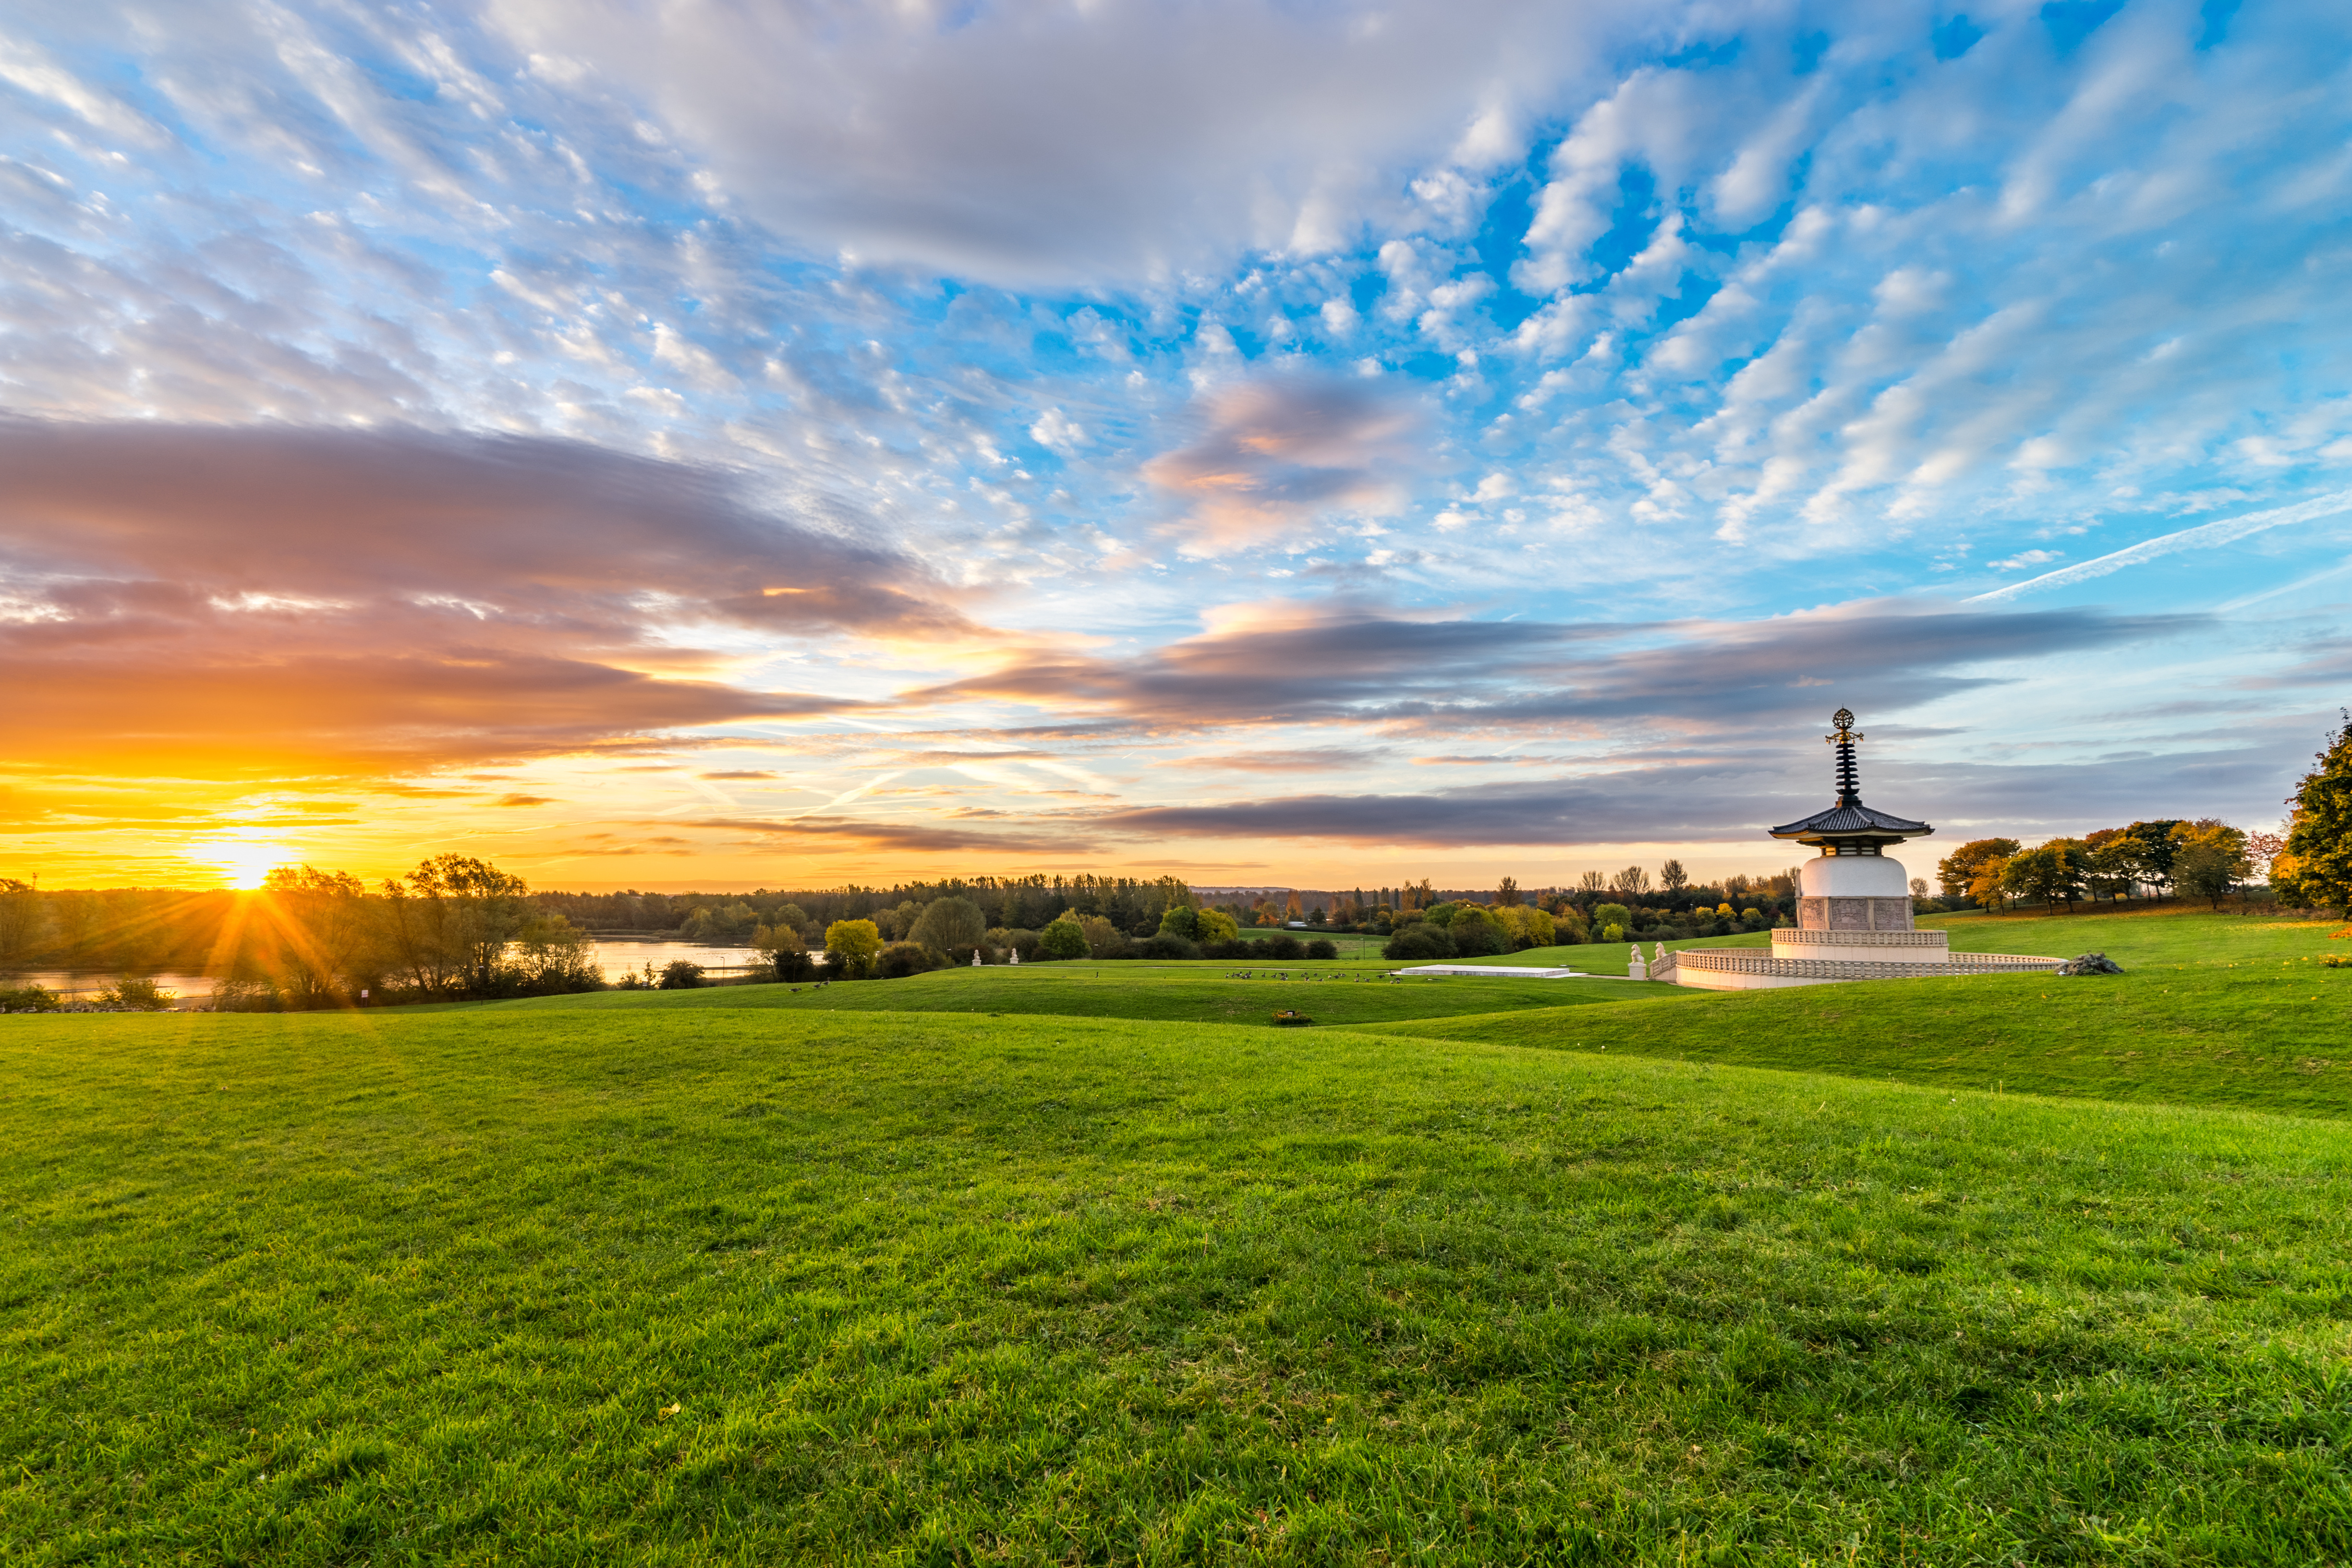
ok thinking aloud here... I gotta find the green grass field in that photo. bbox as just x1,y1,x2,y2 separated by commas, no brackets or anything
5,907,2350,1563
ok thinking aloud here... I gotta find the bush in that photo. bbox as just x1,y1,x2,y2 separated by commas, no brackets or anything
1303,939,1337,959
1591,903,1632,934
876,941,944,978
1157,906,1202,941
104,977,175,1011
1133,932,1200,960
1383,924,1454,960
658,960,705,989
1260,933,1303,960
1200,938,1252,960
1447,908,1508,957
0,984,60,1013
1039,916,1088,959
772,949,817,982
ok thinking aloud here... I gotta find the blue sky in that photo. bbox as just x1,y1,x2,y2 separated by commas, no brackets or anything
4,0,2351,889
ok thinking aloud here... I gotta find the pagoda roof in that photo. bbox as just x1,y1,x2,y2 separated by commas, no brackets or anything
1768,801,1933,840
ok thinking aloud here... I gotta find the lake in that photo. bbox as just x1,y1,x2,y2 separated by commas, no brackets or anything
3,937,780,1007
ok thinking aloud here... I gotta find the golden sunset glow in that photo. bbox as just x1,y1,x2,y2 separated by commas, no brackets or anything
190,841,300,891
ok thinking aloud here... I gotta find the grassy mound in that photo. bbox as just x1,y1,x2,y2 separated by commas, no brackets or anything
4,999,2350,1563
1374,909,2352,1118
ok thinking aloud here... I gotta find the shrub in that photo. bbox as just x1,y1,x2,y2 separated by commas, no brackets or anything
1303,939,1337,959
1134,932,1199,960
1039,916,1088,959
0,984,60,1013
1080,916,1128,958
772,949,817,982
104,977,174,1011
1200,938,1252,960
876,941,943,978
1601,922,1625,942
1194,908,1240,942
1591,903,1632,934
1383,924,1453,961
658,960,705,989
1447,907,1508,957
1260,933,1303,960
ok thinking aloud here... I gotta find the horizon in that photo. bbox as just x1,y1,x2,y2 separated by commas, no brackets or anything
7,1,2350,890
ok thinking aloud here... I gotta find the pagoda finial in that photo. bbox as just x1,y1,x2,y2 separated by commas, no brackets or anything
1824,708,1863,806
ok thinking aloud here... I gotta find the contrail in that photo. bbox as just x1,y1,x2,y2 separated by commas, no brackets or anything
1965,489,2352,603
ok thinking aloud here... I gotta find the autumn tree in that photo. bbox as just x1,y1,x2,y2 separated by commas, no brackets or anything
1658,860,1689,894
1495,876,1523,906
1615,865,1653,895
1936,838,2019,898
823,918,882,978
2275,718,2352,915
2001,840,2087,912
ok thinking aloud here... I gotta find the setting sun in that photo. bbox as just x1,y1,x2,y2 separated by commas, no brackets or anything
191,841,297,890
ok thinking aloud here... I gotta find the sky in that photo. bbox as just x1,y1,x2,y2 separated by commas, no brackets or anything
4,0,2352,893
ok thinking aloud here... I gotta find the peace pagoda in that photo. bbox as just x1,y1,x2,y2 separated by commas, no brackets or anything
1657,710,2064,990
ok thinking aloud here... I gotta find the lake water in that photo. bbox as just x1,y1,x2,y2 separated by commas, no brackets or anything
4,938,778,1007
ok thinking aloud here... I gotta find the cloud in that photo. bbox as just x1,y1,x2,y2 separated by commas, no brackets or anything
913,597,2199,736
1094,743,2294,849
487,0,1651,286
1142,376,1424,548
0,419,975,773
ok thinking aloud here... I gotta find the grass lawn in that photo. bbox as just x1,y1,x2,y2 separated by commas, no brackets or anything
530,962,1698,1031
1372,907,2352,1118
6,1001,2352,1565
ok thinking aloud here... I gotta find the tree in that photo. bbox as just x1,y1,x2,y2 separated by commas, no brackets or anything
1383,924,1454,960
2117,820,2187,895
823,918,882,979
2001,841,2087,912
1968,856,2013,912
659,960,705,989
1448,906,1508,956
1590,903,1632,941
1495,876,1523,906
1936,838,2019,898
515,914,601,992
2080,833,2138,903
1615,866,1653,895
2173,840,2243,909
1577,870,1606,894
0,878,43,964
2275,740,2351,906
1194,907,1240,942
909,895,987,956
1039,915,1088,959
260,864,368,1008
1659,860,1689,894
1080,915,1127,957
383,854,529,997
1158,905,1202,941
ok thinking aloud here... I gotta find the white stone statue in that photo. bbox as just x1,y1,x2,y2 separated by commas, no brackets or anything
971,949,982,966
1627,942,1648,981
1010,949,1019,965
